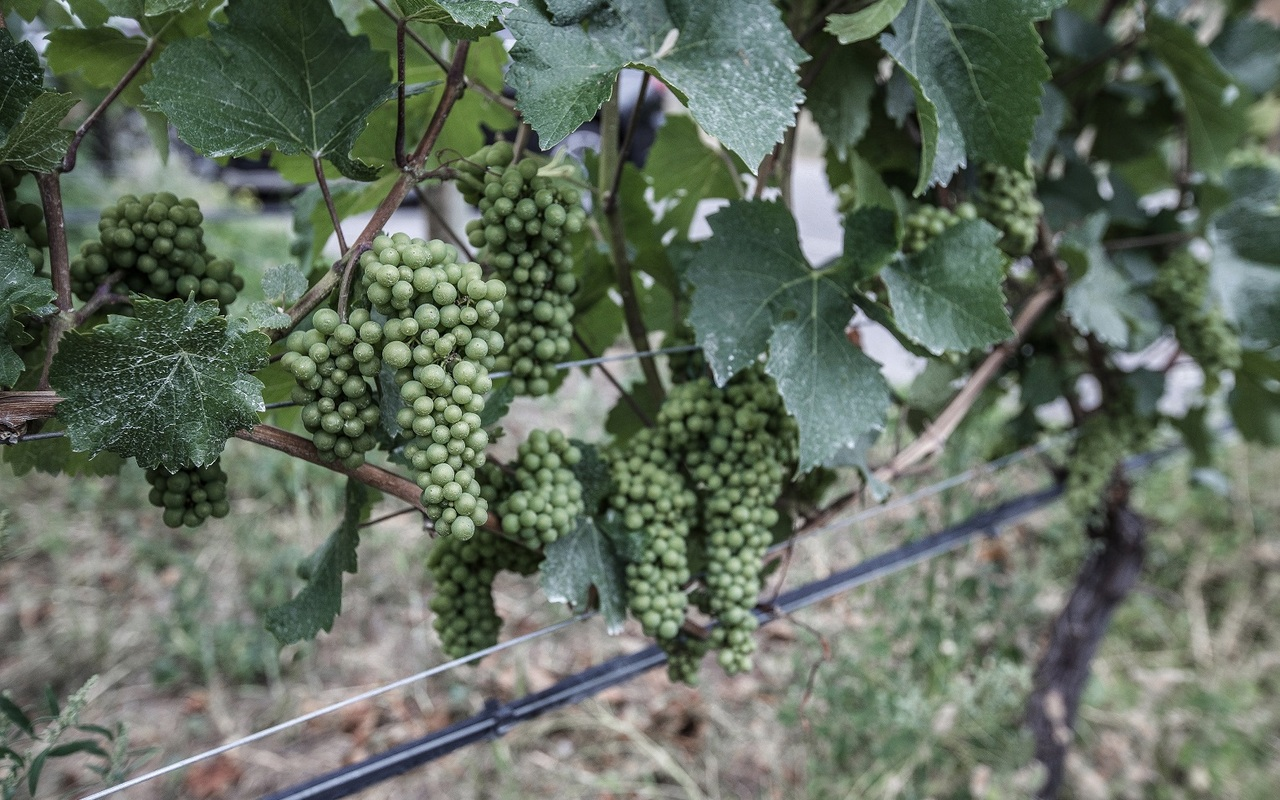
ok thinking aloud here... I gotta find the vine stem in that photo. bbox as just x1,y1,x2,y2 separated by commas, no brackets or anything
35,173,72,390
314,157,349,256
280,41,472,338
598,85,664,404
604,72,651,214
62,31,162,173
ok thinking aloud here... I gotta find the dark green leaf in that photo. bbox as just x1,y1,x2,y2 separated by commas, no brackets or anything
1029,83,1067,164
507,0,807,168
27,750,48,796
0,31,44,132
261,264,309,305
49,297,270,470
0,694,34,736
1209,198,1280,349
881,220,1013,354
41,686,57,716
1146,13,1250,177
881,0,1051,193
1,230,56,388
805,41,878,160
44,27,150,106
540,516,628,633
837,205,898,282
0,92,76,172
74,723,117,740
265,480,369,643
1210,15,1280,96
569,440,612,512
3,420,126,478
478,379,515,428
687,201,890,471
826,0,906,43
143,0,396,180
47,739,110,759
1062,214,1160,349
543,0,604,23
1229,351,1280,445
644,113,741,238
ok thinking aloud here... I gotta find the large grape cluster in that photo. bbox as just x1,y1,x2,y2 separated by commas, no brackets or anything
901,202,978,254
1,166,47,270
145,460,231,529
496,429,584,548
459,142,585,396
426,531,542,657
1064,405,1150,525
1150,250,1241,392
976,161,1042,256
359,233,505,539
281,307,382,469
69,193,243,310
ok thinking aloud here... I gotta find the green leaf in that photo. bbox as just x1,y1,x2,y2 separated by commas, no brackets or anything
687,201,891,471
0,92,77,172
396,0,508,30
27,749,48,796
0,694,34,736
881,220,1013,355
540,516,629,633
881,0,1051,193
805,40,877,160
1230,352,1280,445
478,379,515,428
1210,16,1280,97
47,739,110,759
1,231,56,388
0,32,44,131
837,205,898,282
826,0,906,43
143,0,396,181
507,0,807,169
261,264,309,305
1207,191,1280,350
644,113,741,238
243,302,293,331
144,0,201,13
44,27,150,106
3,421,126,478
265,479,369,643
569,440,612,512
1061,214,1160,350
48,297,269,470
1146,14,1250,177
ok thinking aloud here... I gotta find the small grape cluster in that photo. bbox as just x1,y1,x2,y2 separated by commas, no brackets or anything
426,530,542,658
69,193,243,311
282,308,382,469
1,166,48,270
976,161,1042,256
145,460,231,528
663,325,707,385
1150,250,1240,392
459,141,585,396
901,202,978,254
359,233,505,539
495,429,585,548
1064,405,1151,525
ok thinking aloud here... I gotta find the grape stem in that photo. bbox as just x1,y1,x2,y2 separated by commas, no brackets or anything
71,271,127,326
313,156,349,256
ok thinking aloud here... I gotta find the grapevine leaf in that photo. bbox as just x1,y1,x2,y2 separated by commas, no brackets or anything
1230,352,1280,445
261,264,309,306
394,0,508,37
544,0,604,24
569,440,613,512
506,0,807,169
0,32,44,130
142,0,396,181
541,516,628,634
643,113,741,239
144,0,201,13
826,0,906,44
1146,14,1250,177
478,379,515,428
44,27,150,106
1211,16,1280,95
1209,200,1280,350
806,41,877,160
265,480,370,643
1061,214,1160,349
881,0,1051,193
1,231,56,388
0,92,77,172
48,297,269,470
880,220,1013,355
2,421,125,478
837,205,899,282
243,302,293,331
687,201,891,472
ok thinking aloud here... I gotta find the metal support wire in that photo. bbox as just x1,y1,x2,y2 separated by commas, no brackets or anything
261,485,1069,800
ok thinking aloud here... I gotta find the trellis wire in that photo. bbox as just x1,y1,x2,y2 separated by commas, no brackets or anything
73,438,1054,799
487,343,701,380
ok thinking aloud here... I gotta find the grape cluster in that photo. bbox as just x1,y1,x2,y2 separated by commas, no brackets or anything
1064,405,1150,525
976,161,1042,256
1150,250,1241,392
426,530,542,657
281,308,382,469
145,460,230,528
69,193,243,311
359,234,505,539
663,325,707,385
495,429,585,548
459,142,586,396
1,166,48,270
901,202,978,254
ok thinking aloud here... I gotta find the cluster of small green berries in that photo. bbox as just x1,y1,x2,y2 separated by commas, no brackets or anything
663,325,707,385
1,166,48,270
662,368,796,675
1150,250,1241,392
495,429,584,548
459,141,585,396
901,202,978,254
359,233,505,539
1064,405,1150,526
976,161,1042,256
69,193,243,310
282,307,382,469
426,530,542,657
145,461,231,528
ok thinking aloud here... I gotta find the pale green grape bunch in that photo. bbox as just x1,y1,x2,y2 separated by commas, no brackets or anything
1,165,48,270
1150,250,1241,392
462,141,585,396
281,307,382,469
901,202,978,254
976,161,1042,256
69,193,243,311
359,233,505,539
607,427,698,648
1064,405,1150,525
426,530,542,657
496,429,585,548
145,460,231,529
